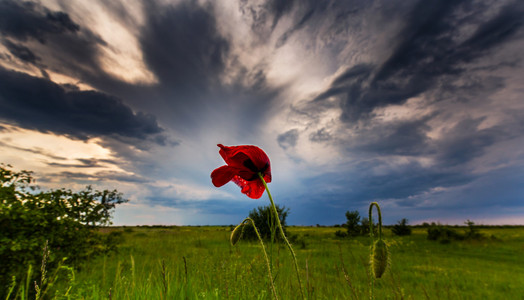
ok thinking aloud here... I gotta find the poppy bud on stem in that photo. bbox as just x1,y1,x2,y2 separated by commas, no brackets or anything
230,222,245,246
258,173,305,300
368,202,389,279
231,218,278,300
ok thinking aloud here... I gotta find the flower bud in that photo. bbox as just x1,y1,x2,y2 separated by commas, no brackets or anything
230,223,244,246
371,239,388,278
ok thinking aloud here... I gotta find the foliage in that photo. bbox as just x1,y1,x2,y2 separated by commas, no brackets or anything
391,218,412,236
339,211,377,237
360,217,378,236
334,229,347,238
427,223,464,243
0,164,127,298
345,210,361,236
241,205,289,241
427,221,485,243
464,219,484,239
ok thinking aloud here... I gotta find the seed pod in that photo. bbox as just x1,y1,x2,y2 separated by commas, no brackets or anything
371,239,388,278
230,223,244,246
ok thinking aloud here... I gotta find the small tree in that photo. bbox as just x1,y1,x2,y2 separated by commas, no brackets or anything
360,217,378,236
464,220,483,240
241,205,289,241
345,210,361,236
0,164,127,298
392,218,412,236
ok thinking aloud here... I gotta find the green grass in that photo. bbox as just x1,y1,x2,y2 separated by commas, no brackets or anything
47,226,524,299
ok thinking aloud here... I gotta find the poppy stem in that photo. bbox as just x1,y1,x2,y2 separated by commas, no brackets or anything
244,218,279,300
368,202,383,240
258,173,305,300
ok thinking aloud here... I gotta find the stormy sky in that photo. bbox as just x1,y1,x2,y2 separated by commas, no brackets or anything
1,0,523,225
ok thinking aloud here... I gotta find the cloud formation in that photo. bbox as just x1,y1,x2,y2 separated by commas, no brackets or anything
307,0,524,123
0,67,164,143
0,0,523,225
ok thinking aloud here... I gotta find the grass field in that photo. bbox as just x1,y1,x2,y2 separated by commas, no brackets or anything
47,225,524,299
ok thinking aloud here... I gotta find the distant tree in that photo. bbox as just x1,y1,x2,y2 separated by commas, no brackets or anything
345,210,361,236
427,223,463,243
0,164,127,298
334,229,347,238
241,205,289,241
360,217,378,236
392,218,412,236
464,220,484,240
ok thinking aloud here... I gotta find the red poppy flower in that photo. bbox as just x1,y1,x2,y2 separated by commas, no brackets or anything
211,144,271,199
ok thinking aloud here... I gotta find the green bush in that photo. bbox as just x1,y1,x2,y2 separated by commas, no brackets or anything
427,223,464,243
334,229,347,238
240,205,289,241
427,221,485,243
345,210,361,236
338,211,377,237
0,164,127,298
464,220,484,240
392,218,412,236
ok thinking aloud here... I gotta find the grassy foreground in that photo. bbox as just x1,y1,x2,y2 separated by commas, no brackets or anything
49,226,523,299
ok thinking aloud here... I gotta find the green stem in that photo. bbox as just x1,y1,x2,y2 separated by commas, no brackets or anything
258,173,305,300
368,202,383,300
368,202,383,240
244,218,279,300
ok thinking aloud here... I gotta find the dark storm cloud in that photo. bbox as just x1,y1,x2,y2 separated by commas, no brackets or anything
0,0,113,89
309,128,332,143
2,39,39,64
275,0,524,215
0,67,164,143
277,129,299,149
297,159,474,211
312,0,524,122
0,140,67,161
46,158,119,169
241,0,361,47
140,1,229,91
52,171,149,183
134,0,286,136
274,1,336,48
0,0,79,43
265,0,296,29
350,116,432,156
238,0,296,39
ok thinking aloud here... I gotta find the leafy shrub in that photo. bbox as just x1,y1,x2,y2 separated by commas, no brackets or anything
427,221,485,243
339,211,376,237
289,233,308,249
464,220,484,240
392,218,412,236
334,230,347,238
345,210,362,236
241,205,289,241
0,164,127,297
360,217,377,236
427,223,464,243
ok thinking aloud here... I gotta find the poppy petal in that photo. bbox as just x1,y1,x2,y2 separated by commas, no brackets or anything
217,144,271,175
232,176,266,199
211,166,238,187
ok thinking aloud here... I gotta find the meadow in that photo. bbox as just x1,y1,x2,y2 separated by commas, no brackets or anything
46,225,524,299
